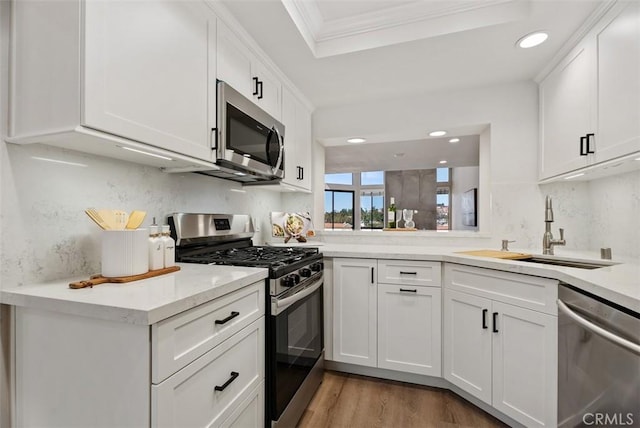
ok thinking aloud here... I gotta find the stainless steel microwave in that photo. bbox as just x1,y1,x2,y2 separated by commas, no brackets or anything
197,81,285,183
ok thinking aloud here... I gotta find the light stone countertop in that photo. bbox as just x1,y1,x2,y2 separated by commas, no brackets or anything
1,263,268,325
318,244,640,314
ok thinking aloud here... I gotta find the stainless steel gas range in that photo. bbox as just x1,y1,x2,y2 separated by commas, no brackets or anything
169,213,324,428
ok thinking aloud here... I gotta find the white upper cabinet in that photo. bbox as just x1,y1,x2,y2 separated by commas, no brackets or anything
280,87,312,191
217,21,282,121
594,1,640,162
10,0,217,166
539,2,640,180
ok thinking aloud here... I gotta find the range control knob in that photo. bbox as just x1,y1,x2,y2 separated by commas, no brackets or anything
311,262,324,272
281,276,296,287
291,274,301,284
299,268,312,278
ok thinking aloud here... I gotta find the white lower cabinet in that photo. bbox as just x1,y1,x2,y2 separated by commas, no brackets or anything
152,318,264,427
13,281,265,428
378,284,441,376
332,258,378,367
443,264,558,428
332,258,442,376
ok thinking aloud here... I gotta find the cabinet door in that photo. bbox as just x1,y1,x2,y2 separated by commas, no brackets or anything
83,1,214,161
595,2,640,162
332,258,377,367
217,21,254,98
252,60,282,120
281,87,299,187
491,302,557,428
378,284,441,376
443,289,492,404
539,38,595,179
295,102,313,191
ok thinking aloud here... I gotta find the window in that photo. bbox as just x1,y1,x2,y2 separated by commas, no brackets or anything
361,171,384,186
324,190,354,230
325,171,384,230
360,191,384,229
325,173,353,185
436,168,450,230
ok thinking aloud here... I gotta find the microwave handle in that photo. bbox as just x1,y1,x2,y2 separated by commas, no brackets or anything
268,126,284,175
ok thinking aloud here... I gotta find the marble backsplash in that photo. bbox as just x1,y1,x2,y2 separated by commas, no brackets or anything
0,143,283,287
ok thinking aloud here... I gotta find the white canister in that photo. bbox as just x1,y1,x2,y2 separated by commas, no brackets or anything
101,229,149,277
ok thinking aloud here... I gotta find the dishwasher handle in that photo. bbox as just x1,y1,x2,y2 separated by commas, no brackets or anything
558,299,640,355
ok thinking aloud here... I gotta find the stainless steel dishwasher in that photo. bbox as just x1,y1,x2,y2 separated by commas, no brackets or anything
558,284,640,427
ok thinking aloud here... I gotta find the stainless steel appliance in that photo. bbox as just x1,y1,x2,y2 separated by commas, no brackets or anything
558,284,640,427
169,213,324,428
197,81,285,183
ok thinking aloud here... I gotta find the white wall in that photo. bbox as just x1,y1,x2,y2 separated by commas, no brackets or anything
308,81,638,258
0,143,283,287
452,166,480,231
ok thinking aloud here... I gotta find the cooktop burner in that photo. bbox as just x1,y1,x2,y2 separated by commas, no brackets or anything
178,246,320,274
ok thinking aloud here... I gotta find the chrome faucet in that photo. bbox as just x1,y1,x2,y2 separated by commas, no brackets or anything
543,196,566,255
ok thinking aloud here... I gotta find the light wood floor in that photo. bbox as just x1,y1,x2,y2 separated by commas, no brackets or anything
298,371,508,428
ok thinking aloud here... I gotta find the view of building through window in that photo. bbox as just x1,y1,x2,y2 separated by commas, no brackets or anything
325,168,451,230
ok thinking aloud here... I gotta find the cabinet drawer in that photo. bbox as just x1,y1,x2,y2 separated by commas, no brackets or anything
152,318,264,427
444,263,558,315
220,381,264,428
377,260,441,287
152,282,264,383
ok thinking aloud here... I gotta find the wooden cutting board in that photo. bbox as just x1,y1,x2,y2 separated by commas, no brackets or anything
69,266,181,289
455,250,532,260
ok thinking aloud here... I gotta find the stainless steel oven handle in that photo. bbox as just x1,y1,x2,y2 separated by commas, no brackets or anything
558,299,640,355
273,277,322,315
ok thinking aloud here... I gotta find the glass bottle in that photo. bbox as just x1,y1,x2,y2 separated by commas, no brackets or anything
388,197,396,228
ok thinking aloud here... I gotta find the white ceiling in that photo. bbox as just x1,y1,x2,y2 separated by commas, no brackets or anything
221,0,604,109
325,134,480,173
220,0,604,171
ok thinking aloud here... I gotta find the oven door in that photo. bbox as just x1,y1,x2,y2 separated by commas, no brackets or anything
268,277,323,422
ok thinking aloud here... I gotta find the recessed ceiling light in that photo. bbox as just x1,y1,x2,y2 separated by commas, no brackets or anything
439,160,447,164
394,153,405,158
429,131,447,137
564,173,585,180
449,138,460,143
347,137,366,143
517,31,549,48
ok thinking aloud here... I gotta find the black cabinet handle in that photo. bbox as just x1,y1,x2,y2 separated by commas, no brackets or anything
215,311,239,325
482,309,488,329
371,267,375,284
298,166,304,180
580,135,588,156
214,371,239,392
586,133,595,154
399,288,417,293
399,271,417,275
252,77,259,96
492,312,499,333
257,81,263,99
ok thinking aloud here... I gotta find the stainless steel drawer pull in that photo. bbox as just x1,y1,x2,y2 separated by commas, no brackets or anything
215,311,240,325
399,271,417,275
214,371,239,392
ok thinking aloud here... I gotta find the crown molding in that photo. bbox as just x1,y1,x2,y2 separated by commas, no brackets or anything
284,0,529,58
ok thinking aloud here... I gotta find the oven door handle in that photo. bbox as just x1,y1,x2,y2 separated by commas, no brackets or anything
558,299,640,355
273,277,322,315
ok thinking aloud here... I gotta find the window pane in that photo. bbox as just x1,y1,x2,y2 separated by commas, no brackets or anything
324,191,333,228
325,173,353,185
360,192,384,230
436,168,449,182
361,171,384,186
334,191,354,229
437,188,450,230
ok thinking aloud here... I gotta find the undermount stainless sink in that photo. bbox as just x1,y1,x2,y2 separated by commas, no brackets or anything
518,256,617,270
